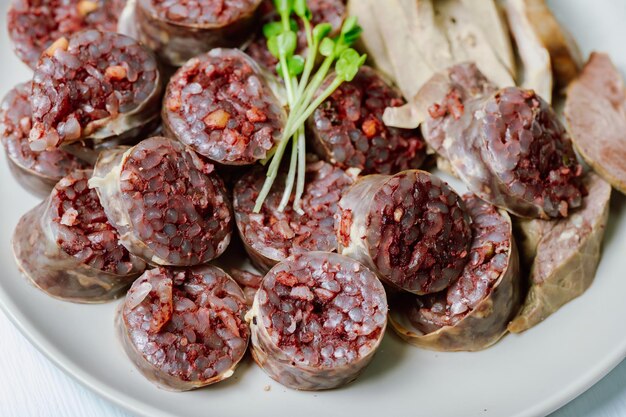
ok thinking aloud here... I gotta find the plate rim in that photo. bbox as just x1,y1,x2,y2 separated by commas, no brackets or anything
1,283,625,417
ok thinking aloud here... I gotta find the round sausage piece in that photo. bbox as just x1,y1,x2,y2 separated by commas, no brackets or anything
135,0,262,66
163,49,286,166
338,170,472,295
12,169,146,302
1,81,89,197
90,136,233,266
309,67,426,175
233,158,354,272
244,0,346,72
7,0,127,69
246,252,387,390
29,30,162,151
411,64,585,219
389,195,521,351
118,265,249,390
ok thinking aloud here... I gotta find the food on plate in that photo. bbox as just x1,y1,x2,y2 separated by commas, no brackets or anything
7,0,128,69
134,0,262,66
12,169,146,302
28,30,162,151
389,195,521,351
348,0,515,101
508,173,611,333
118,265,249,390
162,48,286,166
565,53,626,195
308,66,426,175
234,158,354,272
0,81,90,197
89,137,232,266
246,251,387,390
245,0,346,72
337,170,472,294
386,64,585,219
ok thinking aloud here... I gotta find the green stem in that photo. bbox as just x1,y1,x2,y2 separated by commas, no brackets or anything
291,55,334,119
278,133,299,212
292,125,306,214
296,20,316,98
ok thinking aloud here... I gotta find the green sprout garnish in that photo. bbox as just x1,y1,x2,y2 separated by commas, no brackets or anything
253,0,367,214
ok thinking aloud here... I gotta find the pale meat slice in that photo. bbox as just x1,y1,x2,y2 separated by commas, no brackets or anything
564,52,626,194
508,173,611,333
504,0,553,103
523,0,583,89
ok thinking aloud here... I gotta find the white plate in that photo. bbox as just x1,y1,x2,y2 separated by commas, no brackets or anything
1,1,626,417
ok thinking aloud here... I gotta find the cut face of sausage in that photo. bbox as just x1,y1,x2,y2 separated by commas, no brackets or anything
12,170,146,302
392,63,584,219
29,30,162,151
246,252,387,391
135,0,262,66
118,265,249,390
389,195,522,351
564,52,626,195
8,0,127,69
308,67,427,175
508,173,611,333
244,0,346,72
163,49,286,165
233,159,354,272
338,170,472,295
1,81,89,197
89,136,233,266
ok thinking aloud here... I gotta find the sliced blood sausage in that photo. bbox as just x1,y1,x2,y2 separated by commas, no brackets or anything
29,30,162,151
308,66,427,175
338,170,472,295
244,0,346,72
89,136,233,266
118,265,249,390
233,158,354,272
508,173,611,333
1,81,89,198
246,252,387,391
228,267,263,306
565,52,626,195
12,169,145,302
135,0,262,66
393,63,585,219
162,48,286,166
388,195,521,351
7,0,127,69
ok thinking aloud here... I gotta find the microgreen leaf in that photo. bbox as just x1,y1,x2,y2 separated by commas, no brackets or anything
273,0,294,16
313,23,332,43
341,16,359,37
319,37,335,57
342,25,363,45
276,31,298,57
335,49,367,82
288,55,305,75
267,36,279,58
263,21,284,39
294,0,312,20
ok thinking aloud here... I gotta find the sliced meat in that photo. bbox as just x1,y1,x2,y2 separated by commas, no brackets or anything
1,81,89,197
118,265,249,390
308,67,426,175
135,0,262,66
246,252,387,390
387,64,585,219
508,173,611,333
233,158,354,272
162,48,286,166
89,137,233,266
244,0,346,72
389,195,521,351
7,0,127,69
337,170,472,294
29,30,162,151
12,170,145,302
565,52,626,195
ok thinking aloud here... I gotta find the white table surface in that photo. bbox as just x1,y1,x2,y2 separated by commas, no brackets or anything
1,308,625,417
